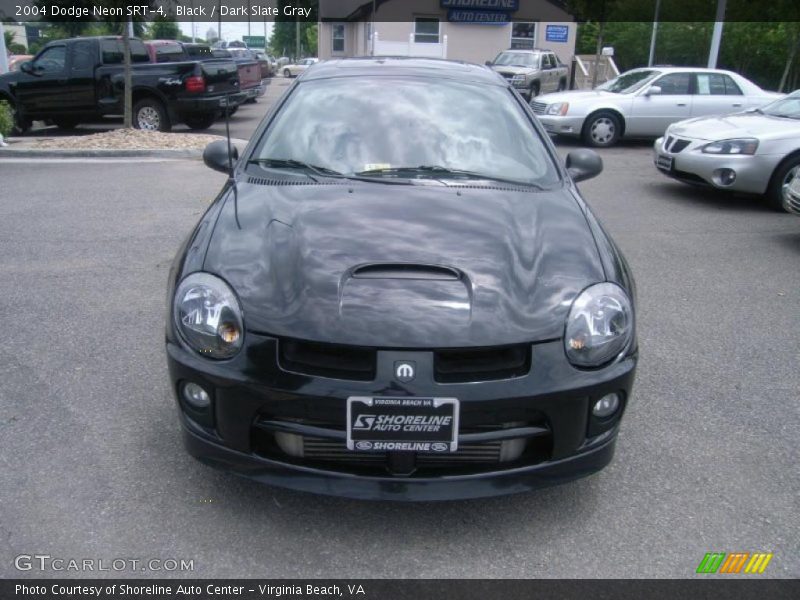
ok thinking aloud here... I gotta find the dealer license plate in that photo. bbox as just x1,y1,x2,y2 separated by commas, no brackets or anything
656,154,674,172
346,396,459,453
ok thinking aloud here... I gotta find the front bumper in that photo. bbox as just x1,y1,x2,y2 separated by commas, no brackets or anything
537,115,585,137
652,136,776,195
167,333,636,500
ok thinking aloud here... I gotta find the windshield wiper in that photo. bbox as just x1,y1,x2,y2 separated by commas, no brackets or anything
247,157,349,181
355,165,544,189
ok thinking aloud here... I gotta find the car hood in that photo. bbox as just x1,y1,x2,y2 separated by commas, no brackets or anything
491,65,533,76
536,89,618,104
202,180,605,348
668,112,800,141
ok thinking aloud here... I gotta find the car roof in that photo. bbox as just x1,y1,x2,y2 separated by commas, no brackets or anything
627,66,739,75
302,57,505,86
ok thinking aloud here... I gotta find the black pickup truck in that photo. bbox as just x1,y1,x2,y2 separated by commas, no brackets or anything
0,36,246,133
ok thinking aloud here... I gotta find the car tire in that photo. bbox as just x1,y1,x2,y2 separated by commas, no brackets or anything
766,154,800,212
529,82,540,99
558,78,567,91
133,98,170,132
284,68,291,78
183,114,216,131
53,118,79,130
245,97,257,104
6,99,31,135
582,111,622,148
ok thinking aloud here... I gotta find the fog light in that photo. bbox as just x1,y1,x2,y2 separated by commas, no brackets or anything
714,168,736,186
182,382,210,409
592,393,620,418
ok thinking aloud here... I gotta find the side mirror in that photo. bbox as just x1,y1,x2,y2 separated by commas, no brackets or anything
20,61,34,75
566,149,603,183
203,140,238,175
645,85,662,96
485,60,493,66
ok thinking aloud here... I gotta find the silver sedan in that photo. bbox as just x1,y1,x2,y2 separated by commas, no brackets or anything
535,67,780,147
652,90,800,212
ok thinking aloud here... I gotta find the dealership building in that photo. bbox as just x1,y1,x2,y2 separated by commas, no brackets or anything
318,0,577,66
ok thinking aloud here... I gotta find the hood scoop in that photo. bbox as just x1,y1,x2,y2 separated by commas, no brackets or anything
351,263,461,281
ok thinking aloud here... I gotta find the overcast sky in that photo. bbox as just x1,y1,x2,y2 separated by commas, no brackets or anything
179,21,274,44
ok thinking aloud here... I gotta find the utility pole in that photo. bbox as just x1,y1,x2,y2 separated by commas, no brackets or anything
248,0,251,37
647,0,661,67
190,0,196,42
295,18,300,59
372,0,377,56
217,0,222,43
707,0,726,68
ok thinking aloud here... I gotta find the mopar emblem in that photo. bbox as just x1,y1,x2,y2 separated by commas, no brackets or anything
394,361,416,382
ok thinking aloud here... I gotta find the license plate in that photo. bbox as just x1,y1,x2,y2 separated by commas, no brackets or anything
656,154,674,172
346,396,459,452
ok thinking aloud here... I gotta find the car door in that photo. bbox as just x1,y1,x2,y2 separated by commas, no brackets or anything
13,44,69,114
691,72,746,118
66,40,97,113
627,72,693,136
540,53,554,92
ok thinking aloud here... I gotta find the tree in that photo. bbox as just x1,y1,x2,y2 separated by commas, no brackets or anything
148,16,180,41
269,0,317,58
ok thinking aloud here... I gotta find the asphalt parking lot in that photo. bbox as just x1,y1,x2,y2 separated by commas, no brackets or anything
0,107,798,578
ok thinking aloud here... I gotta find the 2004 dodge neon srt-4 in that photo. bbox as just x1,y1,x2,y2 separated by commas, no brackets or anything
166,57,638,500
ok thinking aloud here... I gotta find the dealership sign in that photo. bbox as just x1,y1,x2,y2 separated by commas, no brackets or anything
448,9,510,23
545,25,569,43
441,0,520,9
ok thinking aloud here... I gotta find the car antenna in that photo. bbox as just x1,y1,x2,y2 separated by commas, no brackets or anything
223,92,241,229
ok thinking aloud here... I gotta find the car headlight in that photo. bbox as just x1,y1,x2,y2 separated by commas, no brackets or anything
173,272,244,359
565,283,633,368
546,102,569,116
701,138,758,155
511,75,526,84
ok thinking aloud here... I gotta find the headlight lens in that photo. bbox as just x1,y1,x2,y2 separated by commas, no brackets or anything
701,138,758,155
173,273,244,359
546,102,569,116
511,75,526,84
565,283,633,367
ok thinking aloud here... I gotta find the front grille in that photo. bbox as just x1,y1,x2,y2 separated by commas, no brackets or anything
434,344,530,383
670,139,690,153
500,72,514,80
531,101,547,115
278,338,376,381
252,417,552,476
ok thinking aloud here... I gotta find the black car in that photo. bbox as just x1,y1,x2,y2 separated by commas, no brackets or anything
166,57,637,500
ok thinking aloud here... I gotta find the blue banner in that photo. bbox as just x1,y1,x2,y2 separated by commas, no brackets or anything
447,9,511,23
545,24,570,43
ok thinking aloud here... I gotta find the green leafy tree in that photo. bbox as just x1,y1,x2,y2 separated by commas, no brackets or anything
148,15,180,41
269,0,317,58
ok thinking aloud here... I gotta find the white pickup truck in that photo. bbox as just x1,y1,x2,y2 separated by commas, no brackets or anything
487,49,569,101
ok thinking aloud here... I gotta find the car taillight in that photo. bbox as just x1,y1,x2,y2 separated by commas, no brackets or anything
185,75,205,93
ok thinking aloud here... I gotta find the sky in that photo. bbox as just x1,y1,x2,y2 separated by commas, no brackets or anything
179,21,274,45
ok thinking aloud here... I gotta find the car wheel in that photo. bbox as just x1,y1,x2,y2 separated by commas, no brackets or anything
284,68,291,78
529,82,540,99
133,98,170,132
53,118,79,130
766,155,800,212
183,114,216,131
558,78,567,91
582,111,622,147
6,100,30,135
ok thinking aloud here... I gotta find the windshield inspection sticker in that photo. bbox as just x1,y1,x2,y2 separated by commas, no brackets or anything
347,397,459,452
363,163,391,171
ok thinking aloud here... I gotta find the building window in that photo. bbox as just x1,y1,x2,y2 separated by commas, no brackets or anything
414,18,440,44
332,24,345,53
511,22,536,50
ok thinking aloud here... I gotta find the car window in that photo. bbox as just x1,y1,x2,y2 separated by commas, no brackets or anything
653,73,692,95
34,46,66,73
493,52,538,67
760,91,800,119
102,39,150,64
252,76,559,187
155,44,188,63
70,41,94,72
722,74,743,95
598,70,660,93
696,73,743,96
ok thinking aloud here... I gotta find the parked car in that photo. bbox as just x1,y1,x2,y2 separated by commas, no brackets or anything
535,67,781,147
144,40,189,64
227,48,266,103
167,57,637,500
0,36,245,133
487,49,569,100
653,89,800,212
7,55,34,72
282,57,318,78
252,51,274,78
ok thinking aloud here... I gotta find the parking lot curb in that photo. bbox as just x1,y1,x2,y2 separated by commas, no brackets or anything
0,139,250,160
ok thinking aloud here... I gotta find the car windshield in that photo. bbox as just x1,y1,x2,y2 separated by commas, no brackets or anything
759,91,800,119
493,52,539,67
597,70,660,93
251,76,559,187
